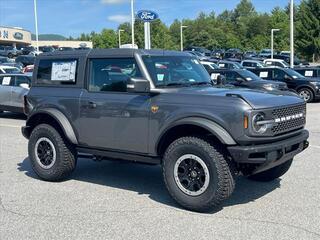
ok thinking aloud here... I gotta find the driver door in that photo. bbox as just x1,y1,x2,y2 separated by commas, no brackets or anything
78,57,151,153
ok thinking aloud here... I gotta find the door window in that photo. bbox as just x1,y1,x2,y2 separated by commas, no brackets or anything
88,58,142,92
14,76,30,86
272,69,286,80
225,72,237,82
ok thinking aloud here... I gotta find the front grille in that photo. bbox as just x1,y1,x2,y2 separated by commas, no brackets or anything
271,104,306,135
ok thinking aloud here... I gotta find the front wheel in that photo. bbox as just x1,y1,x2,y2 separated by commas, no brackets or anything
28,124,77,181
162,137,235,212
248,159,293,182
298,88,314,103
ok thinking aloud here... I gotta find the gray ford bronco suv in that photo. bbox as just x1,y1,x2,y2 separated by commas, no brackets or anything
22,49,309,212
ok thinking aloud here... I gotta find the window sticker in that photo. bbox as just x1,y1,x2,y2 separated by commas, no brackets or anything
211,73,220,80
260,72,268,78
51,61,77,81
2,76,11,85
305,71,313,77
219,63,225,68
157,74,165,81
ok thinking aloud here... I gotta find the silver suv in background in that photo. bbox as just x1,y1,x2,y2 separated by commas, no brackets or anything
0,74,30,114
0,46,19,58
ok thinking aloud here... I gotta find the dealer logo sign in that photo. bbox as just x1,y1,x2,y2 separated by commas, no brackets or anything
13,32,23,40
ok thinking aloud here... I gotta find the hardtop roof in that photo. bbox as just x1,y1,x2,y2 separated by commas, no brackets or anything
38,48,191,58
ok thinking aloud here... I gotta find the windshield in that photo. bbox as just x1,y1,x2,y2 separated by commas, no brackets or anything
142,56,211,87
239,70,261,81
284,68,305,79
281,61,290,67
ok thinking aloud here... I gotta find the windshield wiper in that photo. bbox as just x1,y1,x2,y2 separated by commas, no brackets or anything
190,82,212,86
157,82,191,87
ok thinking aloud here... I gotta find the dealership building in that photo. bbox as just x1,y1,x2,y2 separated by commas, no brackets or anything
0,26,32,47
0,26,92,49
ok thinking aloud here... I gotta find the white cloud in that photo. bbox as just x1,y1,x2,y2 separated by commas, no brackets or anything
107,15,131,23
101,0,130,4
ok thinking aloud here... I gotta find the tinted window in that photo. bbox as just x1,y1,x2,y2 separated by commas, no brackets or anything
225,72,238,82
142,56,211,87
37,59,77,85
272,69,286,80
89,58,142,92
15,76,30,86
242,62,251,67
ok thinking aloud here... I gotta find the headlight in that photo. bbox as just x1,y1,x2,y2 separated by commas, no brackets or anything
263,84,276,91
252,112,268,134
310,82,320,88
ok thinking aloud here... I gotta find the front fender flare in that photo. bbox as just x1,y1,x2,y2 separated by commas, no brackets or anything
157,117,236,148
26,108,78,145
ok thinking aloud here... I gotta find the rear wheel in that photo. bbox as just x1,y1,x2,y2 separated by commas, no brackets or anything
248,159,293,182
162,137,235,212
28,124,77,181
298,88,314,103
7,53,13,58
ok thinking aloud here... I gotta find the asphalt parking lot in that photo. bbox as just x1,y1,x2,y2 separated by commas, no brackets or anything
0,104,319,240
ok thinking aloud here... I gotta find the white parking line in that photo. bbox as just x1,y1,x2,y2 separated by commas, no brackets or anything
310,145,320,149
0,124,21,128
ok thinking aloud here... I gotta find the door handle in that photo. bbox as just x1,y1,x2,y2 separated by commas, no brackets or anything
88,101,97,109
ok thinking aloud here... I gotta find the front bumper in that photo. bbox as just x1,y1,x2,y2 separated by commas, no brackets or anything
228,130,309,174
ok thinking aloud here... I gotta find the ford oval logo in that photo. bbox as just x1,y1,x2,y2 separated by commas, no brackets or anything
136,10,159,22
13,32,23,40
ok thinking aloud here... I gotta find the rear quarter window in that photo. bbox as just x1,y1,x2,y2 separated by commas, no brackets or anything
36,58,78,85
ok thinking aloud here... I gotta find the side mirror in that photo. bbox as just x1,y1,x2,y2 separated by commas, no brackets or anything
19,83,30,89
284,75,292,80
216,75,226,85
236,77,244,83
127,78,150,93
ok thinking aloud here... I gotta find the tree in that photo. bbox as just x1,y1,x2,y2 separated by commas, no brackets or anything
296,0,320,61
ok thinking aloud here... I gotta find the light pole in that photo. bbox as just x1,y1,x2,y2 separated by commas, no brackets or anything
33,0,39,52
180,24,187,51
118,29,124,48
290,0,294,68
271,28,280,59
131,0,135,48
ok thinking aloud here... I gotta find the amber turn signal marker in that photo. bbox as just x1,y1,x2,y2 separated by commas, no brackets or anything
244,115,248,129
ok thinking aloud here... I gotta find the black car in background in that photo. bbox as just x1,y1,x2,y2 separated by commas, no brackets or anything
241,60,266,69
184,46,211,56
21,46,36,55
39,46,55,53
15,55,35,67
250,67,320,102
211,49,225,59
295,67,320,78
208,68,288,92
224,48,243,59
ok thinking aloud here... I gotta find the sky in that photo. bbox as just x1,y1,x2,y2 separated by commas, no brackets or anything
0,0,301,38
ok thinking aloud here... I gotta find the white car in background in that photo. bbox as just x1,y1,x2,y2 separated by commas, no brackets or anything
0,65,21,74
263,59,289,68
200,61,219,72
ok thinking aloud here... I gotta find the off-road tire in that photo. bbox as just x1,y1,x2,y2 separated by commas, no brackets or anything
162,136,235,212
248,159,293,182
28,124,77,181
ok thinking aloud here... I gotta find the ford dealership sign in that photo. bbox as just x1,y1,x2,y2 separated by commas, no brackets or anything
136,10,159,22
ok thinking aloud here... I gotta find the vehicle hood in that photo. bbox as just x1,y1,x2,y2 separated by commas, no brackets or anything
256,79,287,89
170,86,303,109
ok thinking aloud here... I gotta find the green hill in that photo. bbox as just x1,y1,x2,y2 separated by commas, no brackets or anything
31,34,66,41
